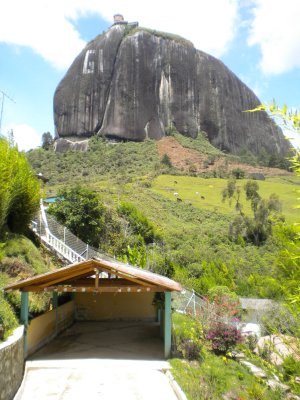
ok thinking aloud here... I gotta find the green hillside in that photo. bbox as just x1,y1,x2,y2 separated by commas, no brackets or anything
25,135,300,301
152,175,300,223
1,132,299,398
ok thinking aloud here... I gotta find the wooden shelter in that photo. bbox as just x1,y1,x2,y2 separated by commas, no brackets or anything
4,258,182,358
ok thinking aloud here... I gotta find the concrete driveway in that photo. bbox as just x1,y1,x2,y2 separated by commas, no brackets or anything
15,321,178,399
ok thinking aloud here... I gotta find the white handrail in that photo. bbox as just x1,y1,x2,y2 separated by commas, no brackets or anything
43,231,85,263
40,200,49,234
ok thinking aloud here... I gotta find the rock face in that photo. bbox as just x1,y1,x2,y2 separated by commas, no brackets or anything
54,24,289,156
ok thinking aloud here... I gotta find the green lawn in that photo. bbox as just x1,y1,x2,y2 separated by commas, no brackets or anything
152,175,300,223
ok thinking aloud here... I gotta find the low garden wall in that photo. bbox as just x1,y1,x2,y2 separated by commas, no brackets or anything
0,326,24,400
27,300,75,356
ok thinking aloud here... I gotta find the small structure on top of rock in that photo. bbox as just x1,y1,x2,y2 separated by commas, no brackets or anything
113,14,127,24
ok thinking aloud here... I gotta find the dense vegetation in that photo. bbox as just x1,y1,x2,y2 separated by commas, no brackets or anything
27,136,161,187
1,110,299,397
0,135,41,236
168,104,300,399
0,136,55,339
26,132,300,301
171,312,297,400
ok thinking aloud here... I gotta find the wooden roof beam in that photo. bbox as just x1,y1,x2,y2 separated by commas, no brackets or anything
94,265,158,288
23,285,165,293
35,268,94,289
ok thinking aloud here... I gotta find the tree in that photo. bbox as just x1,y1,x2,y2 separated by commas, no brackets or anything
0,135,41,236
249,103,300,302
41,132,54,150
117,202,161,244
161,153,172,168
231,168,245,179
48,186,106,247
222,179,283,245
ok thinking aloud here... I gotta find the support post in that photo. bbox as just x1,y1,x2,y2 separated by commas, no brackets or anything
20,291,29,356
53,292,58,334
157,308,161,323
164,291,172,359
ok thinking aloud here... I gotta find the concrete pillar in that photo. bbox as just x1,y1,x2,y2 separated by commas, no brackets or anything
53,292,58,333
20,291,29,356
52,292,58,308
164,291,172,358
157,308,161,323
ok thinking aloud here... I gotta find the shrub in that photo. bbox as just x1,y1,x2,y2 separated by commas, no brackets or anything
161,153,172,168
118,202,161,244
0,292,18,340
206,322,243,354
48,186,107,247
207,286,242,321
246,334,258,352
260,303,300,336
231,168,245,179
173,313,203,360
258,342,272,362
281,355,300,382
0,135,41,236
178,339,202,360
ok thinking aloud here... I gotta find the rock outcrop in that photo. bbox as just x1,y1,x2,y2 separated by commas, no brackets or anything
54,23,289,156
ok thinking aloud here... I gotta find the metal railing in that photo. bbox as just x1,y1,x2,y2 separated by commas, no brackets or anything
31,201,231,327
32,201,89,264
32,201,118,265
46,231,85,264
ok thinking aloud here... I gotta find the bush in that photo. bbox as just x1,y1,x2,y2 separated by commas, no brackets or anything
118,202,161,244
260,303,300,336
48,186,107,247
0,292,18,340
231,168,245,179
246,334,258,352
178,339,202,360
206,322,243,354
0,135,41,236
161,153,172,168
207,286,242,321
173,313,203,360
281,355,300,382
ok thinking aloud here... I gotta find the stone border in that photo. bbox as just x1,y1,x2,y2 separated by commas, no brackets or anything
0,326,24,400
166,370,188,400
0,325,24,350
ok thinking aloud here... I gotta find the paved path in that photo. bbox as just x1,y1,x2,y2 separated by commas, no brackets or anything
15,322,178,400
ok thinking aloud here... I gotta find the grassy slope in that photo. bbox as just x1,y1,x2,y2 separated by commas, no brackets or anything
170,357,280,400
0,234,60,339
28,137,160,192
26,136,299,298
152,175,300,223
170,312,285,400
78,180,288,297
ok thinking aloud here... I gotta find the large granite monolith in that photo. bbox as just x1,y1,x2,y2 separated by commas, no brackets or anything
54,23,289,156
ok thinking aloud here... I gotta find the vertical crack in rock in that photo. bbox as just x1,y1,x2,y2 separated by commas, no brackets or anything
95,26,133,134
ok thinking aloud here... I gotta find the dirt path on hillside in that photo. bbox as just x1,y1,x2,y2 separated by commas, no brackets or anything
156,137,291,177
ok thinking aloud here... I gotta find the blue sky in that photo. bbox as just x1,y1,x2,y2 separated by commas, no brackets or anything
0,0,299,150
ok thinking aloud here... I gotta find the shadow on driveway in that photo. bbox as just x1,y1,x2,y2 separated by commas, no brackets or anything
30,321,164,361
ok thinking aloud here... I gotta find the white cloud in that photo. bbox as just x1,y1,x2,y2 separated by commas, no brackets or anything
4,123,41,151
248,0,300,74
97,0,240,56
0,0,239,70
0,1,87,69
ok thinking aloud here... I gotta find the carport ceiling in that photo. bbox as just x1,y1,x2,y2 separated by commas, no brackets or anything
4,258,182,294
